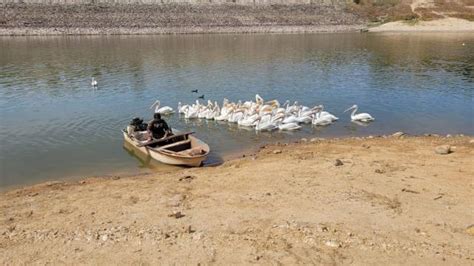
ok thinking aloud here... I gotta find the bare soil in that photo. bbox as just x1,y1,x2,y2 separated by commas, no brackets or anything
1,135,473,264
0,4,365,35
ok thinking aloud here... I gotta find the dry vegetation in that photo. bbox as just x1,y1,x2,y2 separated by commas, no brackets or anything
348,0,418,23
348,0,474,23
416,0,474,21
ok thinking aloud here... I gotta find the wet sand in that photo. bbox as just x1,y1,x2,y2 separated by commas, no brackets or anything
1,135,473,264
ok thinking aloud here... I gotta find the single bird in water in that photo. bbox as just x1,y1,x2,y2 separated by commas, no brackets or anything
344,104,374,122
91,77,98,87
191,89,198,93
198,94,205,99
150,100,174,115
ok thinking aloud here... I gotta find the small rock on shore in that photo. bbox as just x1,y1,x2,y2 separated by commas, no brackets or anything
435,145,451,155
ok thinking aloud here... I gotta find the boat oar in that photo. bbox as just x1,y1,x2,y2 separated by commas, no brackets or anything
138,131,195,147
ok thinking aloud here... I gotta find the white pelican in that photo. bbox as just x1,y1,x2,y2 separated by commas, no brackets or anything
299,107,317,118
198,107,210,119
258,105,274,116
91,77,98,87
255,114,277,132
317,105,338,121
278,122,302,131
238,113,259,127
282,112,299,124
274,114,301,131
295,109,315,124
228,109,244,123
206,106,220,120
215,106,232,121
275,100,290,114
178,102,191,114
184,106,199,119
312,113,333,126
344,105,375,122
286,101,300,114
150,100,174,115
255,94,264,105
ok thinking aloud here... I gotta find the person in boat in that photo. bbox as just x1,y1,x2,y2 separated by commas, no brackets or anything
147,113,173,141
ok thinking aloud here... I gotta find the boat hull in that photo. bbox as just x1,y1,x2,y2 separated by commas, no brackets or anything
122,130,209,167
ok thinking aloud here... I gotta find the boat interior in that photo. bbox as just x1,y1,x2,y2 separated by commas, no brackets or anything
129,130,205,156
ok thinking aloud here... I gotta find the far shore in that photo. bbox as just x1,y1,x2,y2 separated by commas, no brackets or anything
1,134,473,264
0,3,365,36
0,25,365,36
1,19,473,36
1,3,473,36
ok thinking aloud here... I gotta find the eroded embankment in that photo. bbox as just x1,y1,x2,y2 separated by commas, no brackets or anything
0,4,366,35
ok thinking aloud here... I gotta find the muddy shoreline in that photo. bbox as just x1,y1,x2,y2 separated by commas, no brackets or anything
1,135,473,264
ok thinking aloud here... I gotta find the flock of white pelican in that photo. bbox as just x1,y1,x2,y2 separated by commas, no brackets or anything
150,94,374,131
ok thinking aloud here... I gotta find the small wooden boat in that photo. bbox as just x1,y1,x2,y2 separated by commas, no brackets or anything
122,128,209,167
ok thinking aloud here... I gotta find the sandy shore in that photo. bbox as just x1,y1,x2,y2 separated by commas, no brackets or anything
369,17,474,32
1,135,473,264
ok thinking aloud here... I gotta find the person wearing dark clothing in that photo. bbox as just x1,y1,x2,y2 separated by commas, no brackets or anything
147,113,172,140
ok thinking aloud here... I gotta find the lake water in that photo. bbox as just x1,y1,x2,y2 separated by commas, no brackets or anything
0,33,473,188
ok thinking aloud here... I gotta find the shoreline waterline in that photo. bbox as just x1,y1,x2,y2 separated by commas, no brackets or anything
0,25,366,36
2,23,474,36
0,133,470,192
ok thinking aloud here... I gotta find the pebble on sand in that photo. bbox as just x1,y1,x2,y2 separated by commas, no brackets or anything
273,150,282,154
334,159,344,166
466,224,474,236
392,132,405,138
325,240,341,248
168,211,185,219
435,145,451,155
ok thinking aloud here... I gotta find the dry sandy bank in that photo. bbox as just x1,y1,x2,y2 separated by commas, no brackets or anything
1,135,473,264
369,17,474,32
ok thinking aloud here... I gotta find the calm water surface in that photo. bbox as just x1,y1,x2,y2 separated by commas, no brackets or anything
0,33,473,188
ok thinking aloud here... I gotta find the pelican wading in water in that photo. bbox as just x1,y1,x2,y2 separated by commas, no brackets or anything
255,113,277,132
150,100,174,115
171,95,376,133
312,106,333,126
344,104,375,122
91,77,98,87
178,102,191,114
274,114,301,131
